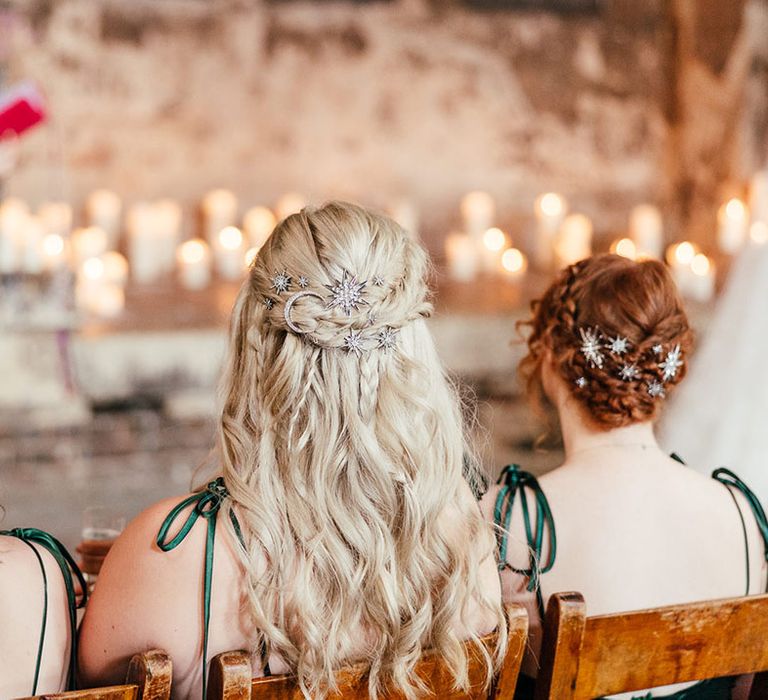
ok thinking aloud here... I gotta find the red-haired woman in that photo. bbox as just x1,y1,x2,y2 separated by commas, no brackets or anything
481,254,768,700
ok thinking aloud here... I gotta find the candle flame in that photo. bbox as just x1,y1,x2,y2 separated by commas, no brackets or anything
537,192,565,218
218,226,243,251
611,238,637,260
82,256,105,281
724,198,747,220
501,248,527,273
179,239,208,264
674,242,696,266
691,253,711,276
483,227,506,252
42,234,64,257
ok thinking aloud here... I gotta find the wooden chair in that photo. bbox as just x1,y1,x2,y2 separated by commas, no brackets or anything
15,649,172,700
207,603,528,699
533,591,768,700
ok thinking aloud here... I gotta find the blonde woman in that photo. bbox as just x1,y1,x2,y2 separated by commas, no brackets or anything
79,202,505,699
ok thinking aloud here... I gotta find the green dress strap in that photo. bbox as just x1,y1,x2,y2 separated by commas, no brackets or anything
493,464,556,621
0,527,88,694
711,467,768,594
155,477,244,700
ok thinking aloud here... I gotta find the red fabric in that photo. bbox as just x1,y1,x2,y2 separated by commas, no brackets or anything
0,84,46,138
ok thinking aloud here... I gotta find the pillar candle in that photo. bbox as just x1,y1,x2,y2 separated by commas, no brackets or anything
127,203,164,284
555,213,593,268
214,226,244,280
533,192,566,269
501,247,528,280
687,253,715,303
202,189,238,244
445,232,479,282
72,226,108,267
0,198,29,274
717,198,748,254
177,239,211,290
749,170,768,224
629,204,663,258
243,206,276,250
482,227,507,273
275,192,306,221
86,190,122,248
460,191,495,242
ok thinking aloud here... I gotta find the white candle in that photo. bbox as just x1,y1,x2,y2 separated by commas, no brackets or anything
445,232,479,282
0,198,29,274
38,202,73,237
482,227,507,273
214,226,244,280
275,192,305,221
41,233,68,271
72,226,108,266
21,216,45,274
243,206,276,250
177,239,211,290
86,190,122,248
202,189,238,244
461,191,495,241
610,237,637,260
717,198,748,254
127,203,164,284
154,199,183,274
750,221,768,245
534,192,567,269
666,241,699,296
687,253,715,303
749,170,768,224
76,257,125,317
101,251,129,286
555,213,593,268
501,248,528,280
629,204,663,258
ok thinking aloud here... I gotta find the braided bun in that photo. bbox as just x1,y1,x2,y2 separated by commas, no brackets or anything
519,254,693,429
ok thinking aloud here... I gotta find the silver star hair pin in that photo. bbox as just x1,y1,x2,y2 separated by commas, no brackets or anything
575,377,588,389
372,275,385,287
263,297,275,310
647,380,666,398
608,335,630,355
659,344,683,382
652,343,664,356
579,327,605,369
376,326,398,351
619,363,640,381
297,276,309,289
325,270,369,317
271,271,292,294
342,329,367,356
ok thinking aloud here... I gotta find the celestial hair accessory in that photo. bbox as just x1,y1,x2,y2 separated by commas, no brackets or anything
579,327,605,369
284,291,324,335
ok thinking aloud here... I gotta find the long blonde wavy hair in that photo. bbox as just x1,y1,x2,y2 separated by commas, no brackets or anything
216,201,505,698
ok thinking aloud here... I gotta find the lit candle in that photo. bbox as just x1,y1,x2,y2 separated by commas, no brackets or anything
610,237,637,260
154,199,183,275
666,241,699,296
214,226,244,280
76,257,126,317
86,190,122,248
275,192,306,221
21,216,45,274
127,203,163,284
177,239,211,290
629,204,663,258
72,226,108,266
202,189,238,244
555,213,592,268
244,247,259,269
482,227,507,273
461,191,495,241
243,206,276,250
0,198,29,274
101,251,129,287
749,170,768,224
445,232,479,282
501,247,528,280
717,198,748,254
534,192,567,269
41,233,68,271
687,253,715,303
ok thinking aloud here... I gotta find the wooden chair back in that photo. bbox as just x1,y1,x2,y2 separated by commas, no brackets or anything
534,591,768,700
207,603,528,700
15,649,172,700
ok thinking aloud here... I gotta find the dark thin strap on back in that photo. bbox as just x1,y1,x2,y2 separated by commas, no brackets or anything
712,467,768,594
493,464,556,622
156,477,246,699
0,528,88,693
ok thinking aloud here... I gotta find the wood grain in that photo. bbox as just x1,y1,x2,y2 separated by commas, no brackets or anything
208,604,527,700
536,591,768,699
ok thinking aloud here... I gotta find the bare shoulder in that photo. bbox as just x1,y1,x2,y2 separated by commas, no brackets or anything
0,534,42,603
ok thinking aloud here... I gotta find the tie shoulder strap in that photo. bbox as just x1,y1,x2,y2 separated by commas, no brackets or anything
712,467,768,562
493,464,557,621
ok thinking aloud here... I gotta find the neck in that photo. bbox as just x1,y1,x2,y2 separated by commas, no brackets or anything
557,397,659,459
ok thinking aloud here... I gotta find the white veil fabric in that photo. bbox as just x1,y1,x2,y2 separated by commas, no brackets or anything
659,240,768,503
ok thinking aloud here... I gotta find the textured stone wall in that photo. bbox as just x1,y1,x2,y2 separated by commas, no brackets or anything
1,0,680,248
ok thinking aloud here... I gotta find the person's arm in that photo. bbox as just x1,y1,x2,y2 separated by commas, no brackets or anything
78,496,206,687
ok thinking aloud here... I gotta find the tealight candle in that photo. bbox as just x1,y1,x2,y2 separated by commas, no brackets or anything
461,191,495,241
445,232,479,282
610,237,637,260
243,206,276,250
177,239,211,290
501,247,528,280
688,253,715,303
214,226,244,280
629,204,663,258
534,192,566,269
482,227,507,273
86,189,122,248
717,198,748,254
555,213,593,268
202,189,238,244
72,226,108,266
275,192,306,221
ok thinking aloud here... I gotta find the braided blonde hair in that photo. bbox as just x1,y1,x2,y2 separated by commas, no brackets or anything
216,202,505,698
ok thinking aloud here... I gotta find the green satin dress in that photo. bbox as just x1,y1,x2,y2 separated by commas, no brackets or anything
0,528,88,695
494,460,768,700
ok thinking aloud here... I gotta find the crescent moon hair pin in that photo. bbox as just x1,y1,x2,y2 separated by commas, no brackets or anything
284,291,324,334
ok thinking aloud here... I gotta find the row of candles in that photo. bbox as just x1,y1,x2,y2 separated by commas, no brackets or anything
444,169,768,303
